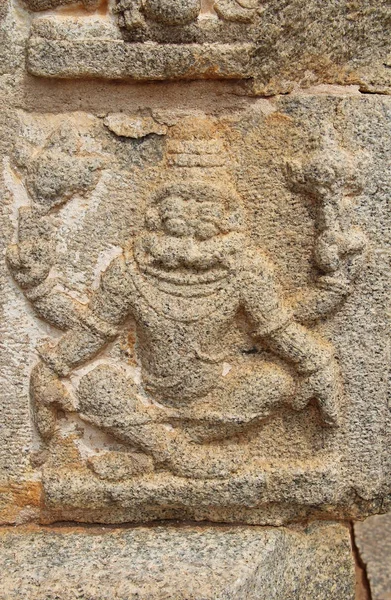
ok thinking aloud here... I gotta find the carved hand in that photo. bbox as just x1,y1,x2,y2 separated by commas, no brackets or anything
293,360,342,427
6,240,52,289
266,321,342,427
314,226,367,284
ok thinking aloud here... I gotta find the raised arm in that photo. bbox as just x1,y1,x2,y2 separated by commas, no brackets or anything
285,150,368,324
7,204,134,375
30,253,134,440
37,254,133,376
289,226,367,324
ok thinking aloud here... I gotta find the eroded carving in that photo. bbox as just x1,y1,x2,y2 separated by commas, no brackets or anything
214,0,258,23
24,0,258,78
6,118,367,483
115,0,256,43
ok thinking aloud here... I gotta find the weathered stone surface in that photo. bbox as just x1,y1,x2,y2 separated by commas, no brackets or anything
104,114,168,138
355,513,391,600
0,523,355,599
27,36,255,81
15,0,389,91
0,0,390,541
0,0,389,595
0,93,390,525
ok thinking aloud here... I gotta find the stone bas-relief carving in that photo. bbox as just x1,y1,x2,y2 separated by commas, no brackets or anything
28,177,353,476
4,106,381,524
1,0,391,591
20,0,390,91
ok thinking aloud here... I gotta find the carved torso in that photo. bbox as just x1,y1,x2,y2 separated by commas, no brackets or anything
124,249,240,403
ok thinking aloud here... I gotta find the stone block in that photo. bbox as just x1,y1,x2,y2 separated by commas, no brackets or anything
0,92,390,525
2,0,390,91
0,523,355,599
355,514,391,600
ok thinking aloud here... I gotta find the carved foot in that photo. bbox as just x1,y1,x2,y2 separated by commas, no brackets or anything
77,364,243,479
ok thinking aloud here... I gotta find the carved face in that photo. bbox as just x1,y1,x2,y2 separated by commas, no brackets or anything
160,195,223,240
134,183,246,284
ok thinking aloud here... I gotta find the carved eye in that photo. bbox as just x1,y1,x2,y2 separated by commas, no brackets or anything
195,221,220,240
164,217,191,237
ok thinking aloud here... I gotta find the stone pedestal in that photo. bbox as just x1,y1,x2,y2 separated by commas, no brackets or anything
0,523,355,600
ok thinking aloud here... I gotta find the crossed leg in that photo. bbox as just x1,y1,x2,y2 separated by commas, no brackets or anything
76,361,296,478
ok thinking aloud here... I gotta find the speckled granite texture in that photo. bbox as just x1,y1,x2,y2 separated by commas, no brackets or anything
1,1,390,597
355,514,391,600
0,523,355,600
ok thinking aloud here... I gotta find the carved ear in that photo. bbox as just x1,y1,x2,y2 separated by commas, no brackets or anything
221,209,245,232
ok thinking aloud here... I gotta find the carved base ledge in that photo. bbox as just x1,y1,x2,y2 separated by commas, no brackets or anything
40,453,346,525
27,37,255,80
0,524,355,600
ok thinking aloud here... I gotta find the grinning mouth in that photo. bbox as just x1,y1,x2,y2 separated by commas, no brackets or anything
139,262,230,285
133,233,238,285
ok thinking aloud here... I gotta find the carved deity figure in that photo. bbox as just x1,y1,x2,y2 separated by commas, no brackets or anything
26,179,356,478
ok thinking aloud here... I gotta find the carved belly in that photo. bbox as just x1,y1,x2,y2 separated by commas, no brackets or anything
142,360,221,406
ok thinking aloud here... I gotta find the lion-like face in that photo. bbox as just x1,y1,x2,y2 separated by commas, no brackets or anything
134,183,246,285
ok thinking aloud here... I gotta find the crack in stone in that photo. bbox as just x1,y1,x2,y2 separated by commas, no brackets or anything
350,522,372,600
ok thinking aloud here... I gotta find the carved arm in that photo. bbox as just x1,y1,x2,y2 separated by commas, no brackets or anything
37,255,132,377
28,255,132,440
266,321,341,426
285,151,368,324
6,207,89,331
241,251,342,426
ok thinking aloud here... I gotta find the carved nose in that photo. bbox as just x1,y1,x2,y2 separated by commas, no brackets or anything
182,240,203,265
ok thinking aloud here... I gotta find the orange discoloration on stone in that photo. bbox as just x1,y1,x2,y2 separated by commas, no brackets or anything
126,329,138,365
265,112,294,125
0,482,43,524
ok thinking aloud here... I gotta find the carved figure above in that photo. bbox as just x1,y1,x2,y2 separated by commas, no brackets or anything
113,0,258,43
6,120,367,482
214,0,258,23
